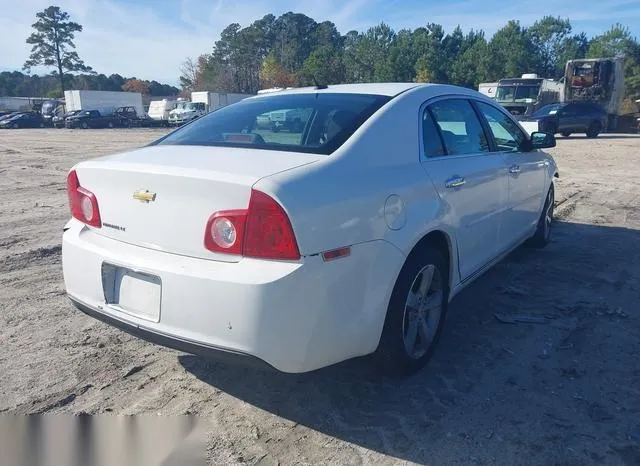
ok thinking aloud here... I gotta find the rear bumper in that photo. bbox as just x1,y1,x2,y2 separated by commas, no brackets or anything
69,296,271,370
62,219,404,373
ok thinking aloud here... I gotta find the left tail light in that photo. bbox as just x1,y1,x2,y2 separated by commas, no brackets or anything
67,169,102,227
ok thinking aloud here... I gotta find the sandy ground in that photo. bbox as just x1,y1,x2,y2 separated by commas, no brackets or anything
1,128,640,465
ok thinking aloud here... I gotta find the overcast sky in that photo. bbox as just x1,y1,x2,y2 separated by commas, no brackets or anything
1,0,639,85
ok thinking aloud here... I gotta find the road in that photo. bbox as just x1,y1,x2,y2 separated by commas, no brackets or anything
1,129,639,465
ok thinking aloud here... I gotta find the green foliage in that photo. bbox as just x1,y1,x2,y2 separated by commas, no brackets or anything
588,24,634,58
587,24,640,99
172,12,640,100
23,6,93,93
0,71,178,98
527,16,573,78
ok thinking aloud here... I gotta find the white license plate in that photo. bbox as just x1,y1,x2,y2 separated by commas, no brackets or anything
102,264,161,322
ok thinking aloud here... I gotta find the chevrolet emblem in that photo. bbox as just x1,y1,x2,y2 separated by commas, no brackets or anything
133,190,156,203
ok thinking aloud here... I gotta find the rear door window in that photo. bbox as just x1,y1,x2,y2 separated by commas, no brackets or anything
155,93,391,155
427,99,490,155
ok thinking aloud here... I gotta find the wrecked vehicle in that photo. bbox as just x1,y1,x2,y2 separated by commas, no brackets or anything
564,57,625,130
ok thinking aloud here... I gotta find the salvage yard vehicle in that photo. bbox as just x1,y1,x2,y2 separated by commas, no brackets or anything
148,99,178,126
52,110,81,128
62,83,558,376
168,101,206,126
0,111,19,121
564,57,625,131
522,102,608,138
65,109,122,129
494,74,564,117
0,111,45,129
114,106,166,128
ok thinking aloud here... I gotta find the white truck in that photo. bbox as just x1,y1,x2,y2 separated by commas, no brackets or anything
64,90,144,117
167,99,206,126
168,92,252,126
148,99,179,126
191,91,251,112
494,74,564,117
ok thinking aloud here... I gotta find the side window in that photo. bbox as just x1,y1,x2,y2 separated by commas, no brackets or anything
428,99,490,156
476,101,527,152
422,109,446,157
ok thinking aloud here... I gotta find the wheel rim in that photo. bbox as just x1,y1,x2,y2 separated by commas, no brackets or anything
402,264,444,359
544,187,554,239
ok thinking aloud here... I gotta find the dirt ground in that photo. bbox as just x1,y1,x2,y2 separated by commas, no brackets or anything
1,128,639,465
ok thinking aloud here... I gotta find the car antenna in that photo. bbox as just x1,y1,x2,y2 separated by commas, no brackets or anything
312,75,328,90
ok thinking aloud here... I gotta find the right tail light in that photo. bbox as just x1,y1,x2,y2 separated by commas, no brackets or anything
204,189,300,261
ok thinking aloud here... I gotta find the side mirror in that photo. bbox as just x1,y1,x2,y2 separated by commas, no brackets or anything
530,131,556,150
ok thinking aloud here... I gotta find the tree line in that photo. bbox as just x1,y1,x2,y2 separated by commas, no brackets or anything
0,71,179,98
181,13,640,100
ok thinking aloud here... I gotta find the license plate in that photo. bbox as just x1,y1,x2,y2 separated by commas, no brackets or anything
102,263,161,322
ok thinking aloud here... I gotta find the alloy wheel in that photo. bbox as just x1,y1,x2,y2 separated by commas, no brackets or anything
402,264,444,359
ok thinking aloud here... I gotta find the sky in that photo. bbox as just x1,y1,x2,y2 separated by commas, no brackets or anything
1,0,639,86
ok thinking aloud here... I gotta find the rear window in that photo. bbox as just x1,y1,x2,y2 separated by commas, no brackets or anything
153,93,391,155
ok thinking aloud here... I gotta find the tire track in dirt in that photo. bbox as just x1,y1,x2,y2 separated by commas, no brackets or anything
0,245,61,273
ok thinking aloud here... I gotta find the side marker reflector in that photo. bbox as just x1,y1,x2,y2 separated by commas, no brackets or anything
322,247,351,262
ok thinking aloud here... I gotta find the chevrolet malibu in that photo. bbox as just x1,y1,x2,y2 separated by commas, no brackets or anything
62,83,558,375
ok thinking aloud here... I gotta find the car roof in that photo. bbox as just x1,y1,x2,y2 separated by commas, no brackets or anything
249,82,428,98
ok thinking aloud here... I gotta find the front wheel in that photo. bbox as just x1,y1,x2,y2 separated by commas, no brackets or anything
81,122,88,129
561,131,571,137
527,184,554,248
375,247,448,376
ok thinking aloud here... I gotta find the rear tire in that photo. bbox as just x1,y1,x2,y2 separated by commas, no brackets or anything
528,184,554,248
375,247,449,377
586,121,601,138
560,132,571,137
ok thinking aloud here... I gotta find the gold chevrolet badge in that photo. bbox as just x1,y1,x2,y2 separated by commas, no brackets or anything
133,189,156,203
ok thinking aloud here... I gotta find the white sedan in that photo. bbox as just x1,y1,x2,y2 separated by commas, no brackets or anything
62,83,558,375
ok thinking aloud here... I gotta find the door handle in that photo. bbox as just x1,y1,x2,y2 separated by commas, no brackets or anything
509,165,521,174
445,177,466,188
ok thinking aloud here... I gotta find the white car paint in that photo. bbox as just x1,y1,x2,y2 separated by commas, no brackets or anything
62,83,558,373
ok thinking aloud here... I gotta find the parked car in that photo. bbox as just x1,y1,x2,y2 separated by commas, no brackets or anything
0,112,46,129
65,109,122,129
62,83,558,376
114,106,165,128
52,110,81,128
523,102,608,138
0,112,19,122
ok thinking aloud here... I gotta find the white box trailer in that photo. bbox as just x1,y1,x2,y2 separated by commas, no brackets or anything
64,90,144,117
191,91,251,112
478,82,499,99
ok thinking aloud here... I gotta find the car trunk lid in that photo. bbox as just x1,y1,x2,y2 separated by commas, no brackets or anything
74,145,320,262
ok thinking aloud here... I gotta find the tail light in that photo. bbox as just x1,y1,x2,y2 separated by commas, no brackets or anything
204,189,300,261
67,169,102,227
